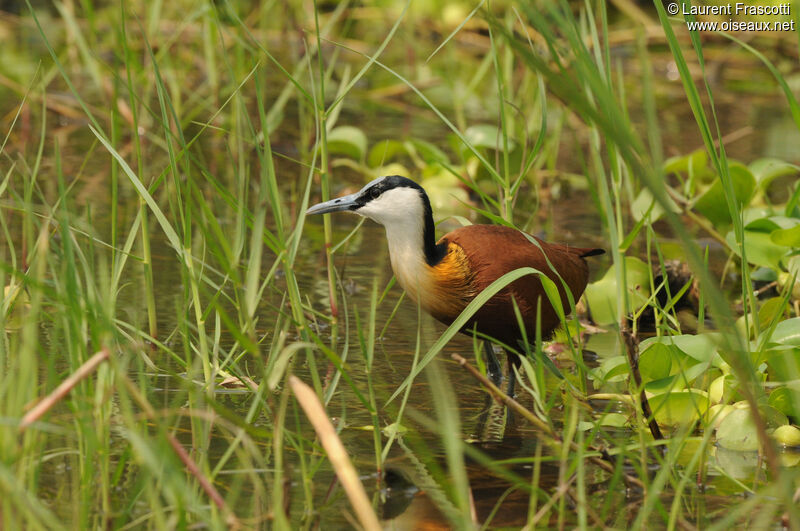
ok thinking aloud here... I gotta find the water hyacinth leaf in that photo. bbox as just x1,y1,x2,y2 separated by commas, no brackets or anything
708,374,737,404
745,215,798,232
758,297,789,327
639,333,724,366
631,187,680,222
663,148,709,179
638,343,674,383
694,163,756,226
751,267,778,282
328,125,368,160
648,390,710,426
726,229,788,269
463,124,517,152
742,206,775,226
769,317,800,346
738,297,791,342
368,139,406,167
584,330,622,360
764,347,800,382
771,224,800,247
589,355,628,384
716,407,759,451
644,374,687,395
768,386,800,419
645,362,709,395
598,413,629,427
715,447,761,479
409,138,451,165
421,173,471,218
584,257,651,325
773,425,800,447
749,157,799,190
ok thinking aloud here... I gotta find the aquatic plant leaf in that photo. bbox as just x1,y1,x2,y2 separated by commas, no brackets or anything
769,317,800,346
583,331,622,361
639,343,674,383
739,296,791,342
598,413,628,427
409,139,451,165
584,257,651,325
640,333,724,366
328,125,368,160
589,355,628,384
716,407,759,451
694,163,756,226
715,446,761,478
749,157,799,190
771,224,800,247
751,267,778,282
463,124,516,152
421,173,471,218
745,215,797,232
773,425,800,447
764,347,800,383
645,374,686,395
726,229,788,269
645,362,709,395
648,390,709,426
663,149,708,178
367,140,406,167
631,187,680,222
768,386,800,419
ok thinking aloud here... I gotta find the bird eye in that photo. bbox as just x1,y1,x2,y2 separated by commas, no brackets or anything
368,187,381,200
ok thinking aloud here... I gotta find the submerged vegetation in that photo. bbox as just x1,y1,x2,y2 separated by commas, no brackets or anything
1,0,800,528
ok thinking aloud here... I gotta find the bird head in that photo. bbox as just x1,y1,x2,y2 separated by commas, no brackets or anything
306,175,431,227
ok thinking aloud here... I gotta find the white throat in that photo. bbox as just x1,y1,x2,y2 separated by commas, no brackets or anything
357,187,432,300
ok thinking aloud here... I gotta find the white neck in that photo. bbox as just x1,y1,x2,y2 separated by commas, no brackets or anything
356,187,432,300
383,222,430,299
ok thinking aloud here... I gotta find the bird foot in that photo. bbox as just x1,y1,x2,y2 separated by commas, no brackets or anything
487,369,504,389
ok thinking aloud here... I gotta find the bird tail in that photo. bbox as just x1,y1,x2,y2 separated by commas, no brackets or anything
578,248,605,258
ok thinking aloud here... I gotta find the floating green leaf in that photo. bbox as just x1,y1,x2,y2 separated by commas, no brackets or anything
716,407,759,451
584,257,651,325
773,425,800,447
663,149,709,179
726,229,788,269
640,333,724,366
631,187,680,222
769,317,800,346
589,355,628,384
694,163,756,227
598,413,629,427
409,138,450,165
749,157,799,191
367,139,406,167
463,124,516,152
328,125,368,160
639,343,675,383
648,390,710,426
768,386,800,419
771,224,800,247
764,347,800,383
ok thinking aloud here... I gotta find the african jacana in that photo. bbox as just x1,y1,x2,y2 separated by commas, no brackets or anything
307,175,603,396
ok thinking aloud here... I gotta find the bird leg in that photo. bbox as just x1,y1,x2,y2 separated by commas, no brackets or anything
505,350,521,399
483,341,503,388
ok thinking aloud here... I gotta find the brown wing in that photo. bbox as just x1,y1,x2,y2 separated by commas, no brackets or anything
439,225,599,346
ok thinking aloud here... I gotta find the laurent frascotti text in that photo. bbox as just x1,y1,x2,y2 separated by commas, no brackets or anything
682,3,791,16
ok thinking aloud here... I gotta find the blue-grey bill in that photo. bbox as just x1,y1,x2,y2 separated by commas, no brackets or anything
306,193,360,215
